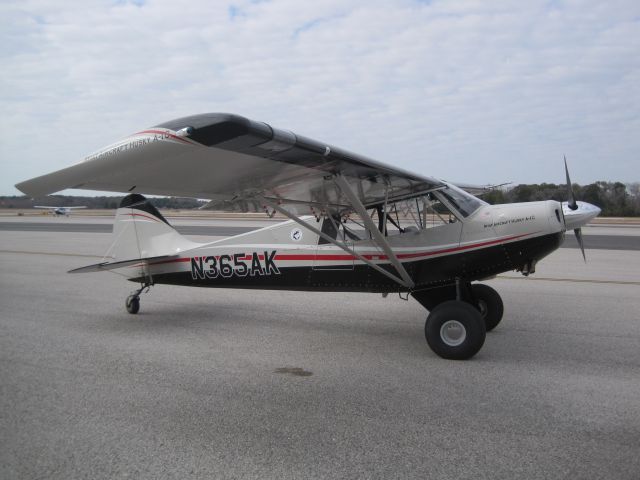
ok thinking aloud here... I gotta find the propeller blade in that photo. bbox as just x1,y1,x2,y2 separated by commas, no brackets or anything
564,155,578,211
574,228,586,262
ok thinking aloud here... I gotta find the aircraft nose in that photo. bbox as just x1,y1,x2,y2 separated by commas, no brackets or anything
580,202,601,222
562,201,601,230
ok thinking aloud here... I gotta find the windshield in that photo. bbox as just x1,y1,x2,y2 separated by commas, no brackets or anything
437,184,486,217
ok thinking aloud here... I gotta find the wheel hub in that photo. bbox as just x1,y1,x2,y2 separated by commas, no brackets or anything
440,320,467,347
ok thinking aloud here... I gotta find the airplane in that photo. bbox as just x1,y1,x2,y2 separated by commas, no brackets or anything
34,205,87,216
15,113,601,360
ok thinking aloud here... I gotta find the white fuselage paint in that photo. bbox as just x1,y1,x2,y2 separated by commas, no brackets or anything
115,198,598,290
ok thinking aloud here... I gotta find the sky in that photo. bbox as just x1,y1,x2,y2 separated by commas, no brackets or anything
1,0,639,196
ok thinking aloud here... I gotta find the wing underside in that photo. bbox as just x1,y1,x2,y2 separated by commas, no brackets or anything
16,113,444,216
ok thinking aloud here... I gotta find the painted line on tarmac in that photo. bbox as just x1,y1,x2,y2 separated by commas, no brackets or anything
497,275,640,286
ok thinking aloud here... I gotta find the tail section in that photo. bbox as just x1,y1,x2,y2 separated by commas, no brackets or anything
109,194,198,261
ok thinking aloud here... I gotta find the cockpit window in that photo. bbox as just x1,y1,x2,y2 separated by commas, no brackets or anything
318,216,361,244
436,184,486,217
315,183,483,244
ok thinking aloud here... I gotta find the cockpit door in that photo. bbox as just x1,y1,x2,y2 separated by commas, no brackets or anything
312,217,355,271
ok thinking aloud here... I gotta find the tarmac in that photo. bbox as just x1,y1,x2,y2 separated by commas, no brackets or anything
1,216,639,479
1,215,638,250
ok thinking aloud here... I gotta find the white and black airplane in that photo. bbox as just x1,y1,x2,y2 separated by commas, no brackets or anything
34,205,87,216
16,113,601,360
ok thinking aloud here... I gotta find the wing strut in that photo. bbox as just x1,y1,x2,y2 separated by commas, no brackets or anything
333,175,415,289
259,196,412,288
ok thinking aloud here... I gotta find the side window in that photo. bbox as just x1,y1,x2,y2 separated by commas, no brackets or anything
318,218,338,245
437,184,485,217
318,217,361,244
424,192,459,225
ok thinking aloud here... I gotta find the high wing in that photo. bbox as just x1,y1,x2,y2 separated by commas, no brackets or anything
16,113,444,216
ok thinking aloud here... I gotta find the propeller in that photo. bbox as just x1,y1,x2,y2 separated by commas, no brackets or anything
574,227,586,262
564,155,586,261
564,155,578,211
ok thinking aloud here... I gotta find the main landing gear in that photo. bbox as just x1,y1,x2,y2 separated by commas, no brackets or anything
425,301,485,360
412,280,504,360
125,283,152,315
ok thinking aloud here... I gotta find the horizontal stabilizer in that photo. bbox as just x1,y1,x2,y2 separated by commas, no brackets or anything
68,255,177,274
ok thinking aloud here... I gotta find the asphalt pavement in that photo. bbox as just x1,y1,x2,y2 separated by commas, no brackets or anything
1,222,639,479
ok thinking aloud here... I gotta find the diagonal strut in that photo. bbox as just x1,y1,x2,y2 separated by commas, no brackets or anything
333,174,415,289
258,196,411,288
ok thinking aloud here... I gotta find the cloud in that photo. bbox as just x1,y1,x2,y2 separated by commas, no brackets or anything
1,0,639,195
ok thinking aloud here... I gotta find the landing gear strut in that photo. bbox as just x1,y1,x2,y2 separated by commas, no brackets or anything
125,283,151,315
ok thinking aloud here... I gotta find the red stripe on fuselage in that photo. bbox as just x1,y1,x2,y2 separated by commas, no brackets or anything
276,254,354,261
276,232,535,262
393,232,535,260
145,232,539,267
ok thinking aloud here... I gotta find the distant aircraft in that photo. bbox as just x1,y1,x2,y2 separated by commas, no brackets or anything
34,206,87,216
16,113,600,360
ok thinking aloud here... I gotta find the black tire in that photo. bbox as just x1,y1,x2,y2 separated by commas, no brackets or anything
471,284,504,332
126,295,140,314
425,300,486,360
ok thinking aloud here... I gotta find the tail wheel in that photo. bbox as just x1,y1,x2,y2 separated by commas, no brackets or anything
125,295,140,314
471,284,504,332
425,301,486,360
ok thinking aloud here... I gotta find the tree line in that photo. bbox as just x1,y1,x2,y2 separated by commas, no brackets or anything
482,181,639,217
2,181,639,216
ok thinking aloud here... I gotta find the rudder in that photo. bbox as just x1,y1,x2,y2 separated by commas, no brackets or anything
109,194,197,261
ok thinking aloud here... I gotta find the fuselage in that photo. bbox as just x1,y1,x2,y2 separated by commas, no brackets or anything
126,196,594,293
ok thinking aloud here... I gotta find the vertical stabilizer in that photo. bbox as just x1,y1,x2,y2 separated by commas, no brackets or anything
109,194,199,261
